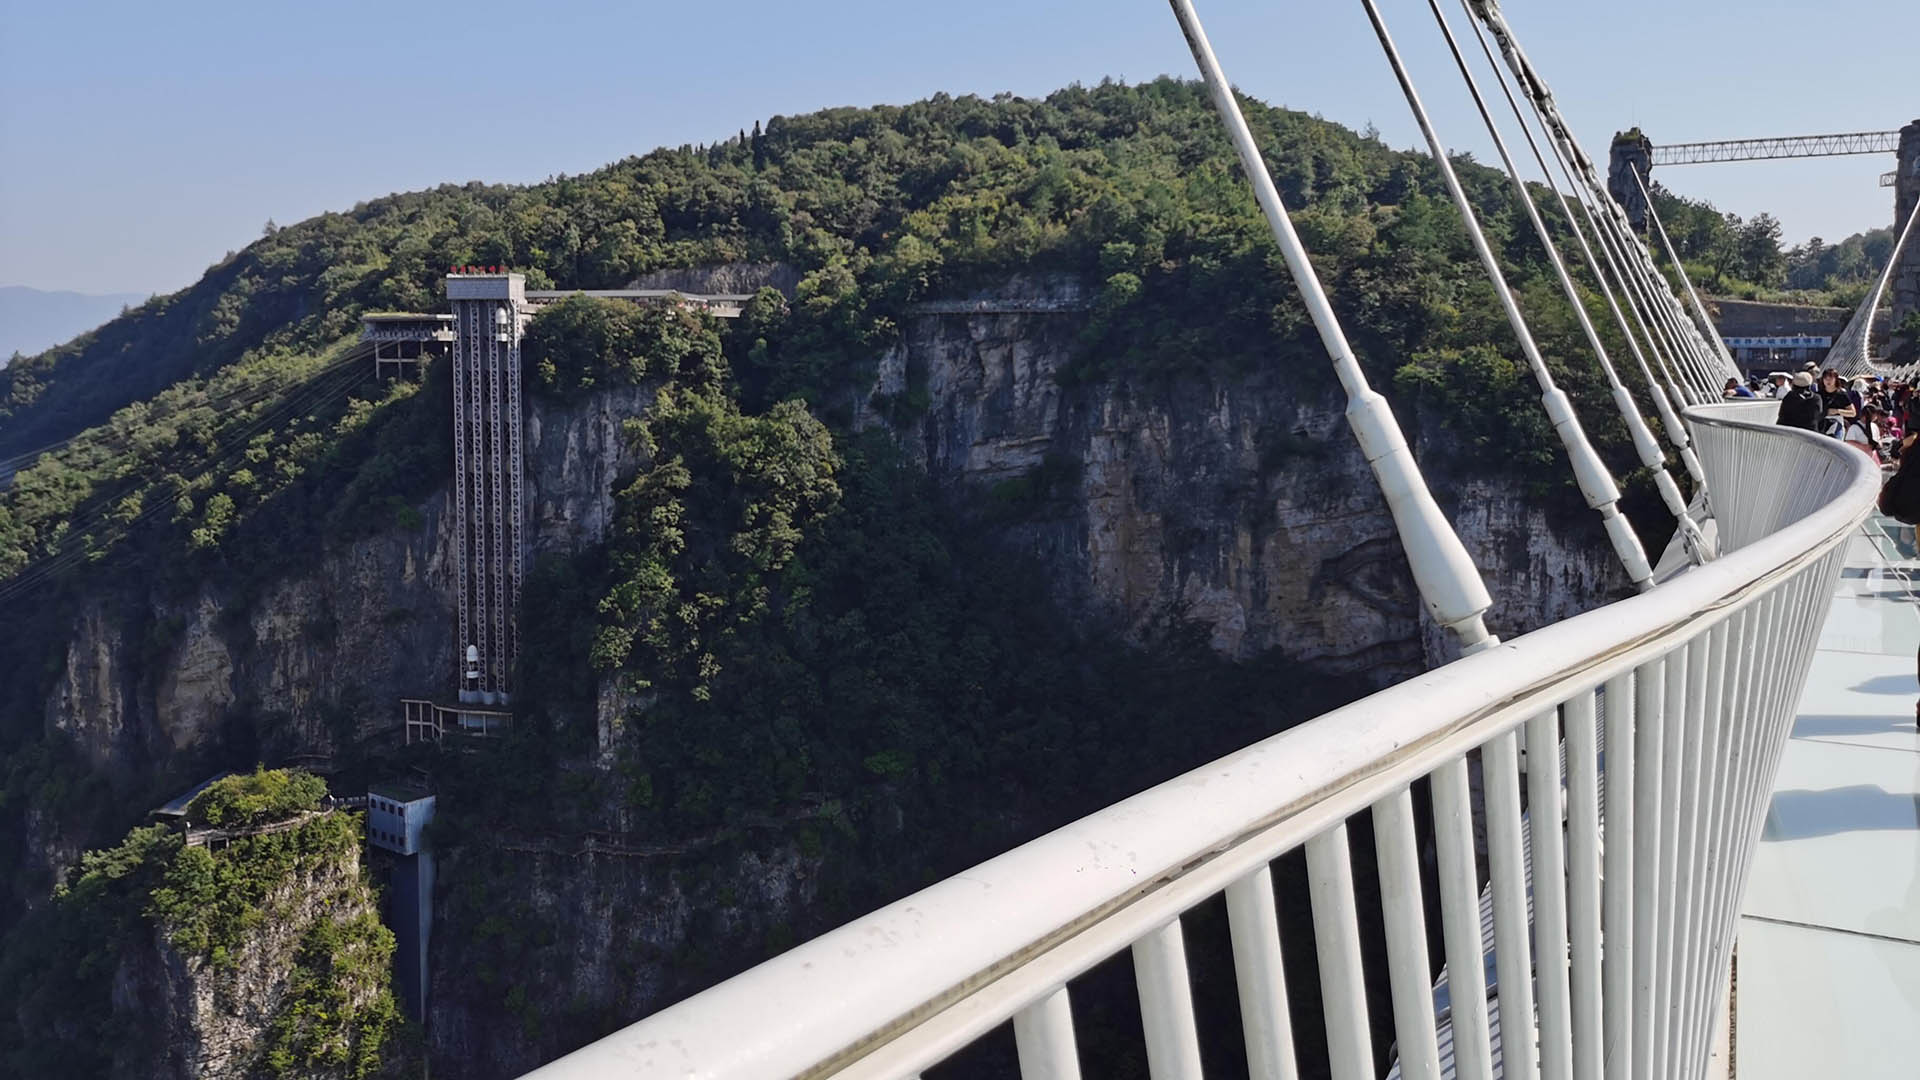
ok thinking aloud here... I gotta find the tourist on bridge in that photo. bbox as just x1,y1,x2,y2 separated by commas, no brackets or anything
1776,371,1822,432
1764,372,1791,399
1818,369,1857,435
1844,405,1885,464
1724,377,1756,400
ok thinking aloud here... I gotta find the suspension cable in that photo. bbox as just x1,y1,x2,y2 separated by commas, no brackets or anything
1456,5,1711,493
1424,0,1708,565
1359,0,1653,590
0,343,372,476
1634,169,1743,380
1466,0,1726,400
0,361,375,603
1828,195,1920,377
1166,0,1498,653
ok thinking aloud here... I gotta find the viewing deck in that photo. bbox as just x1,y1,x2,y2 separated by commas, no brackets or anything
1735,518,1920,1078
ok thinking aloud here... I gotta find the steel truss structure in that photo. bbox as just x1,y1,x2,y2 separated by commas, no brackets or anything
1651,130,1900,166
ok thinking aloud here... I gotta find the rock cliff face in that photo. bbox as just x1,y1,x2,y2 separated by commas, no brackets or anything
428,843,820,1074
23,281,1631,1077
864,291,1625,679
111,824,384,1080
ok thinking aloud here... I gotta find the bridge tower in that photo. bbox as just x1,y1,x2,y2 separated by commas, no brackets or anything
447,272,529,707
1608,129,1654,231
1894,119,1920,348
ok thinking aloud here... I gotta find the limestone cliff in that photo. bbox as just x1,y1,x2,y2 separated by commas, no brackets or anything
864,285,1624,678
114,819,393,1080
21,282,1630,1078
428,842,820,1073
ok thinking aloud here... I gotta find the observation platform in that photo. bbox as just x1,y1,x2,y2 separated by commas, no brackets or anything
1735,517,1920,1078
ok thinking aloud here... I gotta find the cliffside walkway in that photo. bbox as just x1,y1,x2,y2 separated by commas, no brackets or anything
181,798,362,849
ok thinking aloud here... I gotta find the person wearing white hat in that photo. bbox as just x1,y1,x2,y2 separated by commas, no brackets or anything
1777,370,1822,430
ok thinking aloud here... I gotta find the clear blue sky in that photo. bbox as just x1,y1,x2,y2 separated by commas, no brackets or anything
2,0,1913,296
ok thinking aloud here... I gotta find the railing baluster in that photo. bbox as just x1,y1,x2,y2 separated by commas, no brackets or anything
1526,708,1574,1080
1674,625,1728,1076
1686,608,1756,1075
1432,757,1495,1080
1013,987,1083,1080
1133,921,1204,1080
1225,868,1300,1080
1563,690,1604,1080
1664,634,1712,1074
1375,788,1442,1080
1603,667,1639,1080
1651,638,1690,1077
1482,730,1539,1080
1631,655,1666,1080
1307,825,1376,1080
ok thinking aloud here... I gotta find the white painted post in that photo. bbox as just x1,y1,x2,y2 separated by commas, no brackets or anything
1013,987,1083,1080
1225,868,1302,1080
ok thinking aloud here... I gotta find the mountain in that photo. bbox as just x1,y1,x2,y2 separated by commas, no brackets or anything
0,80,1644,1078
0,285,149,363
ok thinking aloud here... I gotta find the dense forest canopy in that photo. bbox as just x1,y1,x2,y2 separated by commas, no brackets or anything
1647,181,1894,304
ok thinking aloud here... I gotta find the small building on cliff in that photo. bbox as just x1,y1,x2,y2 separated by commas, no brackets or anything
1706,298,1887,375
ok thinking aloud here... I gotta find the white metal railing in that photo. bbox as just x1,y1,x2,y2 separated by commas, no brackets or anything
521,403,1873,1080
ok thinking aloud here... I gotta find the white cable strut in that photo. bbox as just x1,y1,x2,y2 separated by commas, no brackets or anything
1360,0,1654,591
1424,0,1709,565
1828,195,1920,378
1455,6,1710,497
1633,169,1744,382
1167,0,1499,653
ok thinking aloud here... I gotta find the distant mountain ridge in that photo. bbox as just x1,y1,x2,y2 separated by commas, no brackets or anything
0,285,148,364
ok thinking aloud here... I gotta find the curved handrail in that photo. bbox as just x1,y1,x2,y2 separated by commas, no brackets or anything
1829,195,1920,378
524,403,1875,1080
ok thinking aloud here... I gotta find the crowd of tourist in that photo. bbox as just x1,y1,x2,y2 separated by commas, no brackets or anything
1757,363,1911,465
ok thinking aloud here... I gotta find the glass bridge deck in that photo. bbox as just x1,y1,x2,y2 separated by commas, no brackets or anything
1735,519,1920,1078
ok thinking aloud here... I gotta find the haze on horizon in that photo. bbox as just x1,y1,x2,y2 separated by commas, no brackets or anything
2,0,1913,298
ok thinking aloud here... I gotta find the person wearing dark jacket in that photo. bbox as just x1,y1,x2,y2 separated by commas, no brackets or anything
1777,371,1823,431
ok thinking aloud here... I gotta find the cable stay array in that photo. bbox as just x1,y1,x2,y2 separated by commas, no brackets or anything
1360,0,1655,590
1827,195,1920,379
0,352,375,606
1420,0,1710,564
1451,6,1712,504
1171,0,1753,618
1468,1,1737,402
0,339,378,482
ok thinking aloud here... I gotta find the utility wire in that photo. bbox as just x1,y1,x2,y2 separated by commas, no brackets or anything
0,343,372,475
0,364,372,602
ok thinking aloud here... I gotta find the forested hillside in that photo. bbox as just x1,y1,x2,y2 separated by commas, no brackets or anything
1649,182,1894,304
0,79,1656,1077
